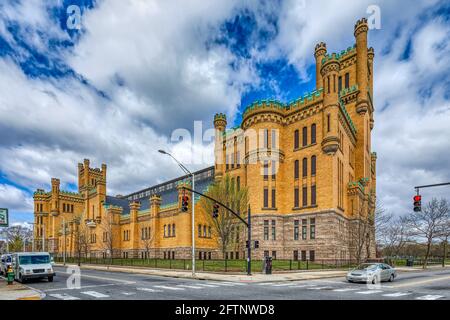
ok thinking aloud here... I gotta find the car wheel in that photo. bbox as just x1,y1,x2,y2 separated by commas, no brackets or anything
371,276,379,285
19,273,24,283
389,274,394,282
48,276,53,282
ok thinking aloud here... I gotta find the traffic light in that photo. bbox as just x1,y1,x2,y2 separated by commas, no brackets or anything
413,195,422,212
181,195,189,212
254,240,259,249
212,203,219,218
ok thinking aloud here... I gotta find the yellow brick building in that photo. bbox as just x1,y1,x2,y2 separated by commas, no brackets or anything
33,18,376,261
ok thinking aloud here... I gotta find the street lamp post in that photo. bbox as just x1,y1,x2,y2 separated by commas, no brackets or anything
159,150,196,277
62,217,66,266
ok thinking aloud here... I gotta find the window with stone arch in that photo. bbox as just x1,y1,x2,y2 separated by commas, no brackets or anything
294,129,299,149
302,157,308,177
311,124,316,144
302,127,308,147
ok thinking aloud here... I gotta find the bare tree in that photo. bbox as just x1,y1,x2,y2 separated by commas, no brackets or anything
98,212,116,263
141,226,155,262
436,201,450,267
199,174,248,259
406,198,449,268
379,215,411,257
72,214,90,266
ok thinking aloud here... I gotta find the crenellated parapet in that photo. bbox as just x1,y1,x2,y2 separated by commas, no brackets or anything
354,18,369,37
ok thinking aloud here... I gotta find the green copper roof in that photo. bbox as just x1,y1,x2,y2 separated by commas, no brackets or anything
322,44,356,64
339,99,357,136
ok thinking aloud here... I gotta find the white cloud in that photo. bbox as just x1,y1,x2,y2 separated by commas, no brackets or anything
0,184,33,212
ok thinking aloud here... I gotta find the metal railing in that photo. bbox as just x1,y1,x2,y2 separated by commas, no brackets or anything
53,256,362,273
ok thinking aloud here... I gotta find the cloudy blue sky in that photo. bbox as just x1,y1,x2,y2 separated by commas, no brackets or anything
0,0,449,224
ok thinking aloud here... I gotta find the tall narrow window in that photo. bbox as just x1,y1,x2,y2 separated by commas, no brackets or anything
302,127,308,147
236,176,240,191
302,158,308,177
264,129,269,148
294,220,299,240
172,224,176,237
333,74,336,92
263,161,269,180
271,129,277,149
294,160,299,179
338,76,342,93
294,130,299,149
263,188,269,208
271,220,276,240
264,220,269,240
302,219,307,240
271,188,276,208
327,114,331,132
345,72,350,89
310,218,316,239
327,76,330,94
294,188,299,208
311,185,317,206
311,155,317,176
271,161,276,180
236,151,241,168
311,124,316,144
302,186,308,207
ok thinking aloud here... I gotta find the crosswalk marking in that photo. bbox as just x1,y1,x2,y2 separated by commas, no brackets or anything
177,285,203,289
206,282,236,286
355,290,383,295
382,292,411,297
80,291,110,298
153,285,185,291
121,292,136,296
333,288,359,292
415,295,444,300
49,293,80,300
307,286,333,290
136,287,163,293
273,283,297,287
287,284,316,288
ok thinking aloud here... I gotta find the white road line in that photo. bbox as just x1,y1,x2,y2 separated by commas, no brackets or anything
59,271,135,284
121,292,136,296
287,284,317,289
49,293,80,300
177,284,203,289
307,286,333,290
333,288,359,292
44,284,116,292
206,282,236,286
195,284,219,288
415,295,444,300
136,287,163,293
153,285,185,291
355,290,383,295
273,283,297,287
80,291,110,298
382,292,412,297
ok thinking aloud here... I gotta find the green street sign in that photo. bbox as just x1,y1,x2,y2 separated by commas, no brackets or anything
0,208,8,227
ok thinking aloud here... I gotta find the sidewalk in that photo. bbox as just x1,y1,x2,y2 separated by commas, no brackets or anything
0,277,44,300
55,263,450,283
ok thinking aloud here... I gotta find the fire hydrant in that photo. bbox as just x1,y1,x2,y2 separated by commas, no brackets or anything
6,266,14,285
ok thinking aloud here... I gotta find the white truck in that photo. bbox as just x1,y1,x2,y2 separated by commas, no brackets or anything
12,252,55,283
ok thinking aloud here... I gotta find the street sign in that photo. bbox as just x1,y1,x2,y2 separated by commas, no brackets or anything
0,208,8,227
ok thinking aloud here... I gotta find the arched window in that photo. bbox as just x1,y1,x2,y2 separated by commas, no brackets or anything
294,130,299,149
172,224,176,237
302,127,308,147
294,160,299,179
311,155,317,176
311,124,316,144
302,158,308,177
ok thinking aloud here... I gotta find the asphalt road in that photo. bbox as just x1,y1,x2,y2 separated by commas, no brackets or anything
23,266,450,300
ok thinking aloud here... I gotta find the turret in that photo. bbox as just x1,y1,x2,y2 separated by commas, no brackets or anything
101,163,107,181
314,42,327,90
214,113,227,180
320,53,341,155
368,47,375,129
50,178,60,216
354,18,369,115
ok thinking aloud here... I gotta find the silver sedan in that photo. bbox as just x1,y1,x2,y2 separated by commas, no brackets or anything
346,263,397,284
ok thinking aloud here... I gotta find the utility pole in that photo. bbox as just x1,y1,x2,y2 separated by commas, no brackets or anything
247,205,252,276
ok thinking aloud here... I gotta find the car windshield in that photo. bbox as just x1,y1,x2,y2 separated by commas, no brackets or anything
355,263,378,270
19,255,50,265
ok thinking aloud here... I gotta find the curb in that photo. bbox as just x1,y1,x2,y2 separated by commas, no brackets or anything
55,263,347,283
